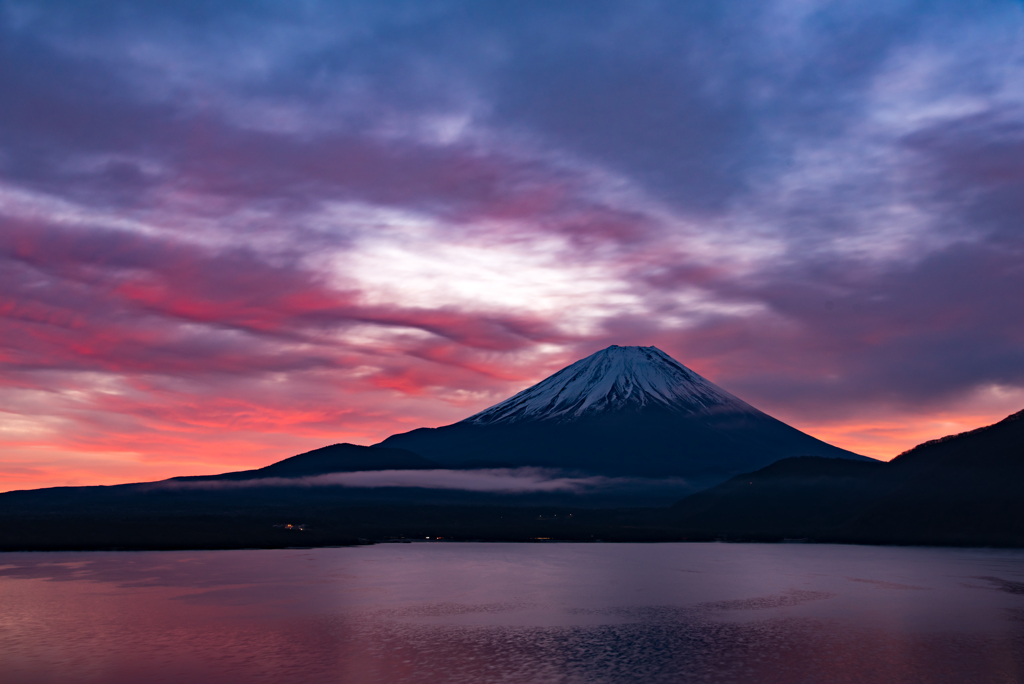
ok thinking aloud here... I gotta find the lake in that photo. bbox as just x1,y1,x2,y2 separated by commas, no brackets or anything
2,543,1023,683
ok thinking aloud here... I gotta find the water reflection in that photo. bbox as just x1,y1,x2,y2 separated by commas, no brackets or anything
1,543,1023,683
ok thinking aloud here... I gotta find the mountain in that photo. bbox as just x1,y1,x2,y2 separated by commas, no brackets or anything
886,407,1024,472
669,409,1024,545
669,456,891,539
848,408,1024,544
2,405,1020,550
377,345,869,483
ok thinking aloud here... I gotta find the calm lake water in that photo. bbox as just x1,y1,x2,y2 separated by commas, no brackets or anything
2,543,1024,683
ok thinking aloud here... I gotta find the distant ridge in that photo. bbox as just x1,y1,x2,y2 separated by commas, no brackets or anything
891,407,1024,464
669,407,1024,545
378,345,869,482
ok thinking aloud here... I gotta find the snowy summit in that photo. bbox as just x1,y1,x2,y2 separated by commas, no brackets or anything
463,345,755,425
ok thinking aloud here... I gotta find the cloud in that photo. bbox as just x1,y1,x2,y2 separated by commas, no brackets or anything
154,467,628,494
1,0,1024,486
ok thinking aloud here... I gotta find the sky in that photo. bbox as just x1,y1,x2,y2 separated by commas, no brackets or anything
1,0,1023,491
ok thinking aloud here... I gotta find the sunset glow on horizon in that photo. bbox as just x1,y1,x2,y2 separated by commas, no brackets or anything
2,1,1024,491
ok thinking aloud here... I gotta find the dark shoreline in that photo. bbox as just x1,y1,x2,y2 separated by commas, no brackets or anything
4,503,1024,552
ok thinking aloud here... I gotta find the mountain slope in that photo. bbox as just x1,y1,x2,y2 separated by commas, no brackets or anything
171,443,439,482
668,409,1024,545
377,345,868,482
669,457,892,538
847,408,1024,544
888,408,1024,472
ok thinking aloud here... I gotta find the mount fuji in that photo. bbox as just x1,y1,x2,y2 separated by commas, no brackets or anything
377,345,870,484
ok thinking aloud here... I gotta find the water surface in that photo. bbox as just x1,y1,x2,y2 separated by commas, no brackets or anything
2,543,1023,683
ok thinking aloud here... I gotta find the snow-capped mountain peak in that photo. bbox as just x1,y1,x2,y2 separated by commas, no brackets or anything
462,345,755,425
